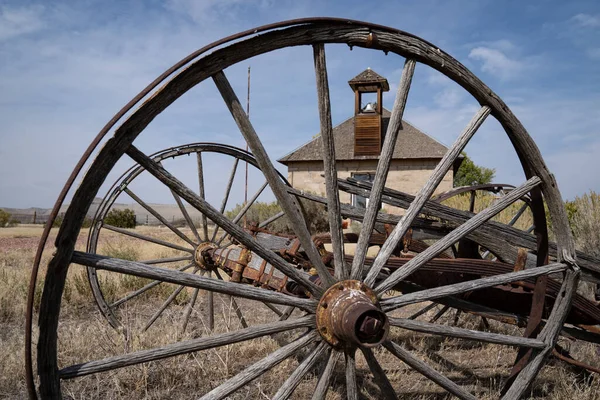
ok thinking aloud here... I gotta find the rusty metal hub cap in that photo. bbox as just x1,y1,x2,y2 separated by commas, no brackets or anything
194,242,217,269
316,280,389,349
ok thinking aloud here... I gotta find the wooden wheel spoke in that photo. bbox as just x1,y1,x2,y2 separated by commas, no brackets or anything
199,331,318,400
364,106,491,288
345,349,358,400
361,348,399,400
110,263,195,308
211,158,240,242
197,152,210,241
214,269,248,329
351,58,416,281
125,145,323,296
212,70,335,290
216,180,268,245
382,262,567,312
123,187,196,246
58,315,315,379
375,176,542,294
101,223,194,254
206,270,215,331
390,317,546,348
139,256,193,265
143,284,187,331
383,340,477,400
408,302,438,320
313,43,346,280
272,341,329,400
71,251,317,311
181,287,200,333
259,211,285,228
311,350,340,400
170,189,202,243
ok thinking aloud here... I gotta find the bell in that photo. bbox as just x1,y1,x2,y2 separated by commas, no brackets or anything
362,102,376,113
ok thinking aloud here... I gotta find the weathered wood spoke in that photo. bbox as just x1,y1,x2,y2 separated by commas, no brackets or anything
139,256,193,265
143,283,187,332
124,188,196,246
345,349,358,400
211,158,239,242
272,341,329,400
313,43,346,280
382,262,567,312
365,106,491,288
216,180,268,246
389,317,546,348
259,211,285,228
376,176,541,294
102,223,194,254
199,331,318,400
181,286,200,333
361,348,399,400
196,152,210,241
71,251,317,311
125,145,323,296
214,269,248,329
59,315,315,379
170,189,202,243
212,71,335,290
110,263,195,308
311,350,340,400
207,270,214,331
352,58,416,282
383,340,477,400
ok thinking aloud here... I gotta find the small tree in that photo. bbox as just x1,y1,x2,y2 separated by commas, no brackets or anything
0,209,10,227
104,208,136,228
454,153,495,187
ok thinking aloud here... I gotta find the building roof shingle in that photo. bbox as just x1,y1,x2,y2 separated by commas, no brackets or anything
348,68,390,91
278,109,451,164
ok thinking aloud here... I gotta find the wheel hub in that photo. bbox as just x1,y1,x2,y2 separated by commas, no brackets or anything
194,242,217,269
316,280,389,349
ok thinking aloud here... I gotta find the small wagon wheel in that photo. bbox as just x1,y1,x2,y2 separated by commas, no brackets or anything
86,142,290,333
30,18,579,399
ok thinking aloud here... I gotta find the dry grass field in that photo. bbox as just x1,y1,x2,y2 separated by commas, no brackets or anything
1,208,599,399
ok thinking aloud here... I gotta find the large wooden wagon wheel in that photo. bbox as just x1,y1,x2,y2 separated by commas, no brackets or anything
86,142,290,333
28,18,580,399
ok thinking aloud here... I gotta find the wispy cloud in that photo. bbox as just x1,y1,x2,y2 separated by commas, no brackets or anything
467,40,531,81
0,4,45,41
570,13,600,28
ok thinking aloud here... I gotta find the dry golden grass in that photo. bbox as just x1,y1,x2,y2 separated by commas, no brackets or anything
1,223,599,399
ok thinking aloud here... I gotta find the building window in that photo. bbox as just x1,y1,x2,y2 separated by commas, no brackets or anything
352,173,375,209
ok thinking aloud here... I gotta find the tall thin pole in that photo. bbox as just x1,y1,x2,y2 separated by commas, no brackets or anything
244,66,251,228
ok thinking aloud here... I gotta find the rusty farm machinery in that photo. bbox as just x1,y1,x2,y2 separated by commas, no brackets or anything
26,18,600,399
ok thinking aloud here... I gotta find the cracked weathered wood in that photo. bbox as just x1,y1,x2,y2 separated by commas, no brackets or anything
313,43,347,280
102,223,193,254
361,348,399,400
345,349,358,400
272,341,328,400
311,350,340,400
383,341,476,400
352,58,416,282
124,187,196,246
213,71,335,290
366,106,491,288
59,315,314,379
71,251,316,311
389,317,546,348
382,262,567,311
376,176,541,293
126,144,322,296
199,331,318,400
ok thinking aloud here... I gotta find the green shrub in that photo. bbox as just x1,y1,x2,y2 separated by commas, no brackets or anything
0,209,10,228
104,208,136,228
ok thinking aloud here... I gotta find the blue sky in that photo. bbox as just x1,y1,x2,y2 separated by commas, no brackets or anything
0,0,599,208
